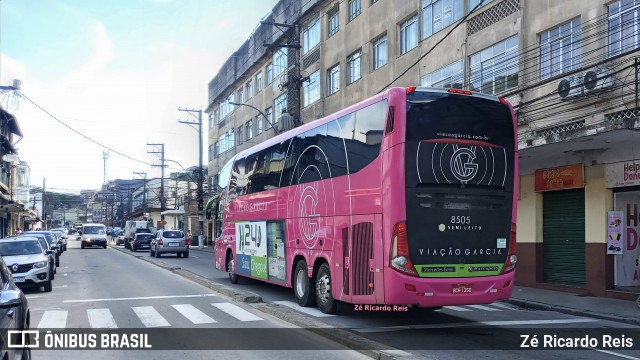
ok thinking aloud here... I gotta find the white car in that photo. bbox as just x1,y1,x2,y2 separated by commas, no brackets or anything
0,237,52,292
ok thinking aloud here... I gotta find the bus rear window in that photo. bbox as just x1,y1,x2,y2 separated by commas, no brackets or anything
406,92,513,148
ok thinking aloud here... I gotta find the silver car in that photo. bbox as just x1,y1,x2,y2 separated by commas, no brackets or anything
0,238,52,292
150,230,189,258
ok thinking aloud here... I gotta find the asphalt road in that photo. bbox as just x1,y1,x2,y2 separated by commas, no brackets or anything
22,238,372,360
124,243,640,360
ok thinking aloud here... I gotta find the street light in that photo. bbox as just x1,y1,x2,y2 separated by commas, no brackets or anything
229,102,279,134
178,108,205,249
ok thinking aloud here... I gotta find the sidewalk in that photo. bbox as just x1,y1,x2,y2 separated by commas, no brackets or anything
188,246,640,326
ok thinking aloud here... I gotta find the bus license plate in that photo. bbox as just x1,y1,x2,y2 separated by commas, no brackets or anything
452,284,472,294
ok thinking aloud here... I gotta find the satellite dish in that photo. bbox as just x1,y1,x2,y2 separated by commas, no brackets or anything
2,154,18,163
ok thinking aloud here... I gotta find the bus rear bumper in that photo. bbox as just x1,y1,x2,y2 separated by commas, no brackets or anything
384,271,515,308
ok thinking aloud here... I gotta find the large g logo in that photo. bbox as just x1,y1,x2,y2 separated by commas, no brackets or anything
299,183,320,248
450,146,478,183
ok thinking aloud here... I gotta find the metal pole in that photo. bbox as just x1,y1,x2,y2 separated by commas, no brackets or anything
198,110,204,249
635,57,638,124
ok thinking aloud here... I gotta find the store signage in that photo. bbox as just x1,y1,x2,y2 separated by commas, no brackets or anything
534,164,584,192
606,160,640,188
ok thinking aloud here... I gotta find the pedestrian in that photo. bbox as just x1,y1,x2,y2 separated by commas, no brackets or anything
187,230,193,246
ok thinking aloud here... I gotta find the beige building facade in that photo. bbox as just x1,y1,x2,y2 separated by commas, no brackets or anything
206,0,640,299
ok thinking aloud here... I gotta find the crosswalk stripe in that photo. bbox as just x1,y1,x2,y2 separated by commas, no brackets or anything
273,301,336,317
444,306,472,311
212,303,263,322
488,302,517,310
172,304,217,324
88,309,118,329
132,306,170,327
38,310,68,328
466,304,502,311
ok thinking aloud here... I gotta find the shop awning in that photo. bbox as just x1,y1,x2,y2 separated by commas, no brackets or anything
205,194,220,219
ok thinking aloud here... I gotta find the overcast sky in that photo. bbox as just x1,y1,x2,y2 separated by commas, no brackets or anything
0,0,277,194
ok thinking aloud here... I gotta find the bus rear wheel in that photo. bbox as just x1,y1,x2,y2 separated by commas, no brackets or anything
315,262,336,314
294,260,316,307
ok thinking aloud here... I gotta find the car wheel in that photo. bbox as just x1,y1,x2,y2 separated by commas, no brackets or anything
176,253,181,258
103,244,107,249
50,268,55,280
81,243,85,249
315,262,336,314
43,280,53,292
183,251,189,259
155,248,161,258
294,260,316,307
55,258,59,267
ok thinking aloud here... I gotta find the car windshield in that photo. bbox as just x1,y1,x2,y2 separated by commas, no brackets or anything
84,226,105,235
163,231,184,238
0,241,42,256
136,234,154,240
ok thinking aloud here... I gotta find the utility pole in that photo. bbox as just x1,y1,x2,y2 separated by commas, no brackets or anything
42,178,46,229
147,143,166,222
178,108,204,249
134,172,147,220
103,151,109,185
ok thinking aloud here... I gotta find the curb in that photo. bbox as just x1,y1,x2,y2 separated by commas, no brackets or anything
109,244,426,360
505,298,640,327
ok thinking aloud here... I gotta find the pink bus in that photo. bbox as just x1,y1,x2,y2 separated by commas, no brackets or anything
214,86,518,314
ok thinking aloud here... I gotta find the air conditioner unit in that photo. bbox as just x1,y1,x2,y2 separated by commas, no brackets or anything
557,75,584,100
278,113,294,132
583,67,615,94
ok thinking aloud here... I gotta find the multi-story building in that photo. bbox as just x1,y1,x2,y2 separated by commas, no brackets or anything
205,0,640,299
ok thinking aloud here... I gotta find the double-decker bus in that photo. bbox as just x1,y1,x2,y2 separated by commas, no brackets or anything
214,86,518,314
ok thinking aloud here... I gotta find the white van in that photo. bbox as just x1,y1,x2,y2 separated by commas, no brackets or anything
80,223,107,249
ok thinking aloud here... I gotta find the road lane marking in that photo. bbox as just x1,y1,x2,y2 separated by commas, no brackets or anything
37,310,68,329
273,301,336,317
444,306,472,312
172,304,217,324
132,306,170,327
88,309,118,329
63,293,217,303
487,302,518,310
466,304,501,311
212,303,263,322
354,318,598,333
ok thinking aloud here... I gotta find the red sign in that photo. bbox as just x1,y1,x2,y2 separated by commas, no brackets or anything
534,164,584,192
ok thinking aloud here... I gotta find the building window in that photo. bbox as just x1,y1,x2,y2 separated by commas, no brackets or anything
348,0,361,21
208,113,214,129
266,63,273,84
328,5,340,37
237,89,243,104
400,15,418,54
422,0,464,39
303,17,321,54
327,64,340,96
608,0,640,57
347,50,362,85
227,129,235,149
256,72,263,92
421,60,464,88
214,109,219,124
273,50,287,78
274,93,287,124
469,35,519,95
218,134,226,154
219,93,235,121
209,144,214,161
540,18,582,80
372,34,388,70
256,115,263,135
246,120,253,141
303,70,321,107
214,141,219,158
237,126,243,145
246,80,253,100
469,0,492,10
265,107,273,129
371,0,379,4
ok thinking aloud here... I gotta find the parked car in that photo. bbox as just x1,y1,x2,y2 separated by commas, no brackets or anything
21,233,60,267
51,228,68,251
150,229,189,258
26,231,63,257
125,228,152,249
130,233,154,252
114,229,125,245
0,237,53,292
6,235,56,280
0,254,31,360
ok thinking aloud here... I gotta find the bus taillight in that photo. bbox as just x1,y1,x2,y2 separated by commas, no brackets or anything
390,221,418,276
502,223,517,274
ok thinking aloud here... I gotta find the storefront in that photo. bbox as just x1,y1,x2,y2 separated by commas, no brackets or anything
607,160,640,293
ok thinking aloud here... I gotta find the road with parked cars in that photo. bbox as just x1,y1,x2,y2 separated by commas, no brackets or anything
3,228,640,360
